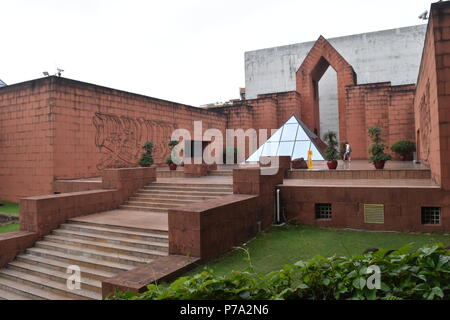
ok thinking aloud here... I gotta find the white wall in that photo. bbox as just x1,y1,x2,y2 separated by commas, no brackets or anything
245,25,427,137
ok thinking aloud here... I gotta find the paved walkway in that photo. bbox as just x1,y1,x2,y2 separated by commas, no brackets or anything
304,160,429,171
70,209,168,231
282,178,439,188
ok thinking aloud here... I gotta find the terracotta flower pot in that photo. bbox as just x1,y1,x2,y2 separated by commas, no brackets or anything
374,161,386,170
169,163,178,171
327,160,338,170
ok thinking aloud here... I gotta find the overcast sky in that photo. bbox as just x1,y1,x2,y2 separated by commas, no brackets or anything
0,0,434,106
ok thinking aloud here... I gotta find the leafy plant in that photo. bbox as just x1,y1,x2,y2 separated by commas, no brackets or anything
112,244,450,300
391,140,416,157
138,141,154,167
368,127,392,164
165,140,180,165
323,131,339,161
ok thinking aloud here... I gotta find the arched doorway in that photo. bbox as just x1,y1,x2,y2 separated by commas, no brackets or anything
296,36,357,142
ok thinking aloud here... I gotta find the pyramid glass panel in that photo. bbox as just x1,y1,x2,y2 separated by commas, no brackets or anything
267,128,283,143
292,141,311,159
280,124,299,141
261,141,280,156
246,115,324,162
277,141,295,156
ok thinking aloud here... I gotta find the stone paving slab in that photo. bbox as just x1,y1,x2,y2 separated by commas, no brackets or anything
282,178,440,188
71,209,168,231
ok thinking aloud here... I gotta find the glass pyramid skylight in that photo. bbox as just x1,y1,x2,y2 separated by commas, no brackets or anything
246,115,325,162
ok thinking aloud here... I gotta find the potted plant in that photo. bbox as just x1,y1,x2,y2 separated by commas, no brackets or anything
368,127,392,169
166,140,179,170
323,131,339,170
165,156,178,170
138,141,154,167
391,140,416,161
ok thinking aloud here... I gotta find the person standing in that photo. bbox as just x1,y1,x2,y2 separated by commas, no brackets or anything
344,142,352,162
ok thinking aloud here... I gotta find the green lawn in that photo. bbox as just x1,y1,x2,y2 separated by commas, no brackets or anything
0,223,19,234
0,201,19,216
190,224,450,276
0,201,20,234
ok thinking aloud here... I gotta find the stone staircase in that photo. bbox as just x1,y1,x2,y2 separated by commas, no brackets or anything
119,182,233,212
0,220,168,300
209,170,233,177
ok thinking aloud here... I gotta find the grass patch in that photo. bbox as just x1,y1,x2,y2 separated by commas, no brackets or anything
0,223,19,234
0,201,19,216
190,224,450,276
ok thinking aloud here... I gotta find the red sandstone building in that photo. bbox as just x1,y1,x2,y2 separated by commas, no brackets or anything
1,0,450,301
0,1,449,232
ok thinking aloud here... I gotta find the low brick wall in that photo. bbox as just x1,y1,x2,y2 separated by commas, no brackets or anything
0,231,38,268
169,156,290,260
19,189,116,236
102,255,200,298
281,185,450,233
169,194,260,259
20,167,156,237
54,179,102,193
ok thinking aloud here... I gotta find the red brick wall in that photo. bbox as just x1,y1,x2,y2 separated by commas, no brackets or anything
0,77,228,201
388,85,416,154
345,83,416,160
0,80,55,202
282,185,450,233
414,2,450,189
51,77,227,180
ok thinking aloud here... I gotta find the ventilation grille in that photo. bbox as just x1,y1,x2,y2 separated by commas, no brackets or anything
364,204,385,224
421,207,441,225
315,203,332,220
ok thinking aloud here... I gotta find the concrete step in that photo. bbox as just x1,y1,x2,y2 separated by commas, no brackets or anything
0,276,67,300
209,171,233,176
0,287,32,300
27,247,135,273
6,261,102,294
118,205,168,213
42,235,168,260
134,193,219,201
0,268,100,300
138,189,233,197
34,241,153,267
63,221,168,238
125,200,187,209
143,185,232,192
129,196,198,204
149,183,232,188
52,229,169,252
16,254,115,281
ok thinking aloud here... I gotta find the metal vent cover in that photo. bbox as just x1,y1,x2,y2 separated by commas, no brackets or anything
364,204,385,224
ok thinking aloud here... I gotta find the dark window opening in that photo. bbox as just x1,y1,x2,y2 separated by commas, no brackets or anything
315,203,332,220
421,207,441,225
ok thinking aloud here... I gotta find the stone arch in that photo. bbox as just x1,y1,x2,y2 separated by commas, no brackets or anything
296,36,357,141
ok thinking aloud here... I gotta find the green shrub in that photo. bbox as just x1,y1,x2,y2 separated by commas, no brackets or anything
139,141,154,167
113,244,449,300
368,127,392,164
391,140,416,156
323,131,339,161
165,140,180,165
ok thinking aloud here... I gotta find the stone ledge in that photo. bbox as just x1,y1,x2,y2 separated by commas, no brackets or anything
169,194,258,213
102,255,200,299
0,231,39,268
